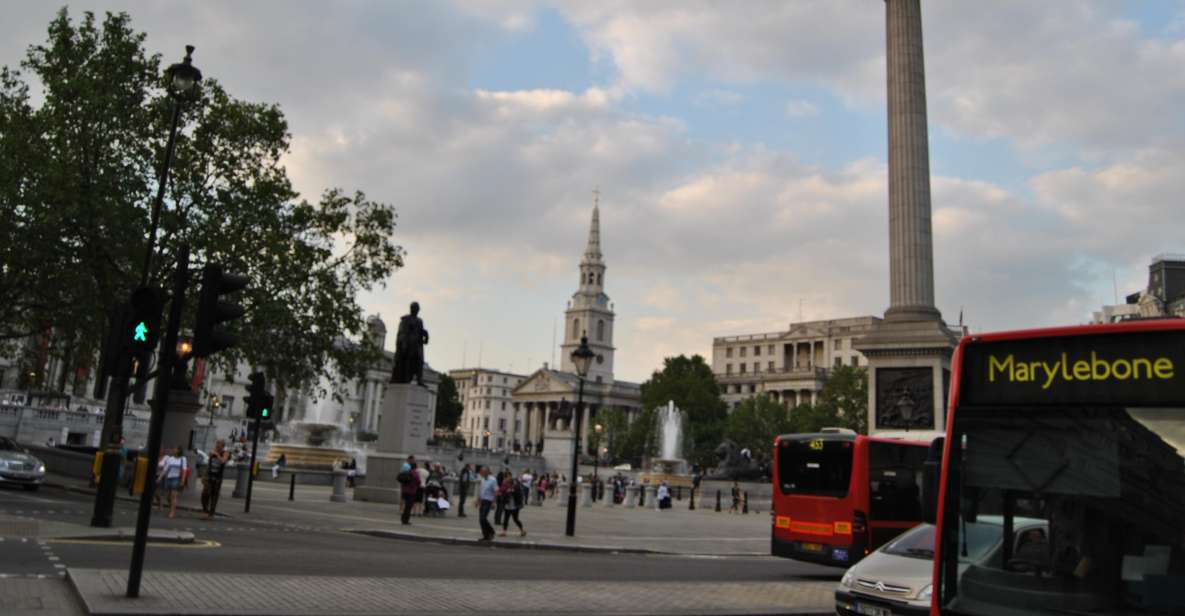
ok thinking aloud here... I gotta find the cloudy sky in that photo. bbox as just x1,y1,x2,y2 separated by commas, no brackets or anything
4,1,1185,383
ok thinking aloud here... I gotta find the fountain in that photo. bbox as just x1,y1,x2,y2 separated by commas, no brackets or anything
262,380,365,472
639,401,692,487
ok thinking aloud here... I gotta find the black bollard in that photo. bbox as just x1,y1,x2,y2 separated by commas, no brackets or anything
639,485,645,508
689,488,696,511
743,491,749,514
715,489,721,512
676,486,682,501
288,472,296,501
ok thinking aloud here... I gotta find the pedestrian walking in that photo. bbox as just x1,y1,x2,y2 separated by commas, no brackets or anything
158,446,188,519
477,465,497,541
457,463,473,517
499,473,526,537
202,439,231,520
536,474,547,505
730,481,741,514
399,459,421,525
492,471,505,526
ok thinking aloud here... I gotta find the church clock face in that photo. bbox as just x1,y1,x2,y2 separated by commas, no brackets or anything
596,354,604,364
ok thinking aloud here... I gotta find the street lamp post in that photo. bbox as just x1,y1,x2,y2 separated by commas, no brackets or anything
566,335,595,537
92,45,202,531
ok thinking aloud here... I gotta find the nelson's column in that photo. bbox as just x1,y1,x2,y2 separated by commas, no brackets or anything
855,0,959,436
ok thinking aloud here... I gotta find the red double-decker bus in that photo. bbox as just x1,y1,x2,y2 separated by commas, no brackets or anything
927,320,1185,615
772,429,932,567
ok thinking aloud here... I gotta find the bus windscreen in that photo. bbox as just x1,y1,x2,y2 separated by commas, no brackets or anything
942,405,1185,614
777,439,853,498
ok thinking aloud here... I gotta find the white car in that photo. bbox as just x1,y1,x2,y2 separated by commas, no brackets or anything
0,436,47,491
835,516,1047,616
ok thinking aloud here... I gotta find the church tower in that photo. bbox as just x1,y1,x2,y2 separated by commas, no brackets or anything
560,192,615,384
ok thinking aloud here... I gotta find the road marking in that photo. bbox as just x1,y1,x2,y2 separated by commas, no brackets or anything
48,538,221,549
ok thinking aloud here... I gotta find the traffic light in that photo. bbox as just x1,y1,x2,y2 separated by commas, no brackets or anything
245,372,267,419
193,264,248,358
128,287,163,357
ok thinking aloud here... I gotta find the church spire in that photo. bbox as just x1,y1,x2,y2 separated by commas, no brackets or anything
582,188,602,265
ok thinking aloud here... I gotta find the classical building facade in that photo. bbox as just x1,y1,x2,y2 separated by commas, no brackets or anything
712,316,881,410
450,368,526,450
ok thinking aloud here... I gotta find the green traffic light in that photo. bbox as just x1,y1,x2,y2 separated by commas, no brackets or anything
133,322,148,342
261,408,269,418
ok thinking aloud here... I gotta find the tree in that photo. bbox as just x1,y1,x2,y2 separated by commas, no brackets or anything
815,365,869,434
640,355,728,469
785,403,838,434
434,374,463,430
724,395,793,461
0,10,403,399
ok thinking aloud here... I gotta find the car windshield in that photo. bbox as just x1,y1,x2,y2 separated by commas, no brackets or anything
940,406,1185,615
776,437,853,497
884,522,1004,562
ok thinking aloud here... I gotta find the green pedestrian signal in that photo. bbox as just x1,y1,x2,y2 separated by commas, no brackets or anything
133,322,148,342
260,406,270,419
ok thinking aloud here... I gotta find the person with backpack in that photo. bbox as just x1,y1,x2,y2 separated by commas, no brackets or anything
399,458,421,525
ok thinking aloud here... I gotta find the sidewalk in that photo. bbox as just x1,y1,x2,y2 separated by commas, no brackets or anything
67,568,834,616
245,480,774,556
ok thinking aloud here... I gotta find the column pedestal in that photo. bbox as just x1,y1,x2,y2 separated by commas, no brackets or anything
355,383,431,503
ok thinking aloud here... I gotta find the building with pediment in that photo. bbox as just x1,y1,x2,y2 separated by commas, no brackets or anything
450,196,643,470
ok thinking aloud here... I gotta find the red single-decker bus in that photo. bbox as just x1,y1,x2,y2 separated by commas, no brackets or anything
772,429,931,567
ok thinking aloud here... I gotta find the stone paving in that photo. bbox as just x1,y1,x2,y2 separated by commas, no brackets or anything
0,576,86,616
68,568,833,616
244,480,774,556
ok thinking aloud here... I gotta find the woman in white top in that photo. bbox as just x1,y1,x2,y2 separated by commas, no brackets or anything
157,446,188,519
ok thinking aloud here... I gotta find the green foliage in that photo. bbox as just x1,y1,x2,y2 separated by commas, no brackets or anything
814,365,869,434
597,406,652,466
434,374,463,430
0,9,403,399
640,355,728,469
724,395,792,461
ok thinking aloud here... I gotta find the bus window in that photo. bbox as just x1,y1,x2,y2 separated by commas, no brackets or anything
942,405,1185,614
777,439,853,497
869,441,926,521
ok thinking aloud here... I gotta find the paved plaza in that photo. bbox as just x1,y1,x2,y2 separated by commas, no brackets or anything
0,478,839,616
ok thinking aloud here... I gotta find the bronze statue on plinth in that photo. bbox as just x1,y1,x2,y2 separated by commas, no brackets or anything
390,302,429,386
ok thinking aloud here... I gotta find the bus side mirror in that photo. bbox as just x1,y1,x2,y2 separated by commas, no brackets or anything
922,437,944,524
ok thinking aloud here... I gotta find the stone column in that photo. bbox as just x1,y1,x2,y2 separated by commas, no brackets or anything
557,482,569,506
580,482,592,507
625,485,639,508
885,0,938,321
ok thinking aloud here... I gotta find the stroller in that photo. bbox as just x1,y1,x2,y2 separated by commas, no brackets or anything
423,481,450,517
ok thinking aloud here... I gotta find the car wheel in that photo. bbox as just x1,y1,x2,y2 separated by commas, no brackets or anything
22,484,39,492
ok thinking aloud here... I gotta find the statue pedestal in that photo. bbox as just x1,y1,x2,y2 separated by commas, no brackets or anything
542,432,574,477
355,383,431,504
855,316,956,438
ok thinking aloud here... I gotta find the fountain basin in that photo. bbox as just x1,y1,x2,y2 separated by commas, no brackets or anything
265,443,352,471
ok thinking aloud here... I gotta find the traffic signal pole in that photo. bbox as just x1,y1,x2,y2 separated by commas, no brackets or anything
244,415,262,514
90,351,133,527
127,245,188,598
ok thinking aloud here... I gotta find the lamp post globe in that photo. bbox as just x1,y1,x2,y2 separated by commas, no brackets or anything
566,335,595,536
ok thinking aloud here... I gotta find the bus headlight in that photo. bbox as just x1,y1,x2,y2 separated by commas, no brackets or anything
917,584,932,601
840,571,855,588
